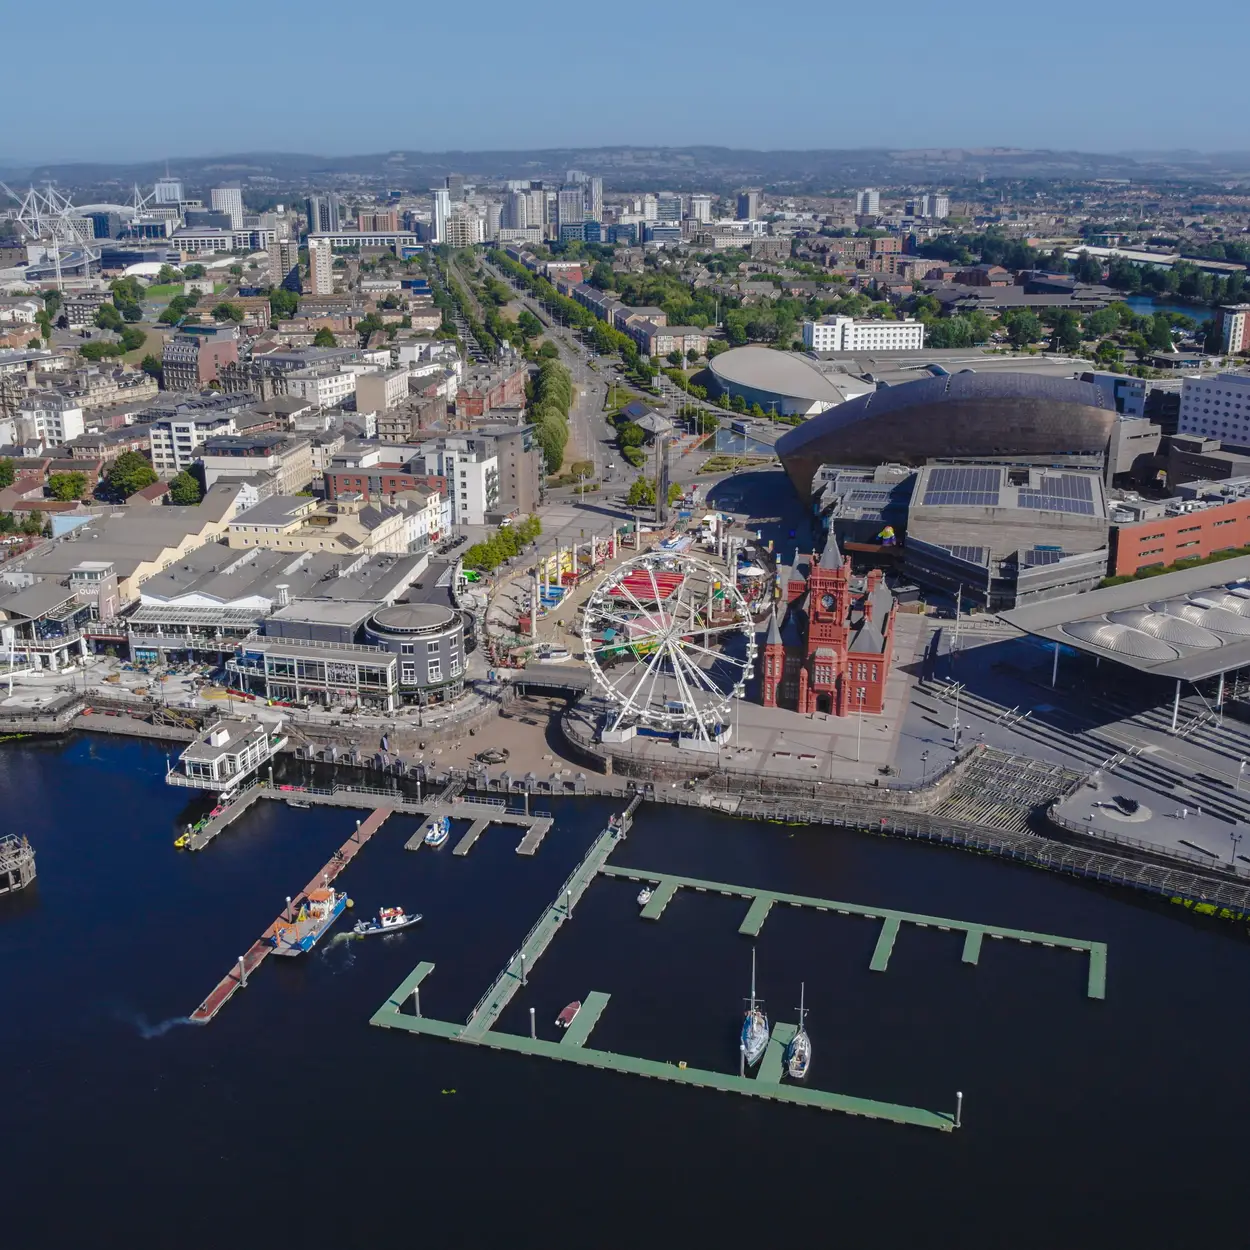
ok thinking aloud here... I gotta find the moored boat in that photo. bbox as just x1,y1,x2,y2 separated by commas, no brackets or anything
740,947,769,1068
785,982,812,1080
424,815,451,847
353,905,422,936
556,1000,582,1028
270,888,347,955
637,886,653,906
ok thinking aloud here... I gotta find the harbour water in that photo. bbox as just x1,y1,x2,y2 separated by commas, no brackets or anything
3,733,1250,1247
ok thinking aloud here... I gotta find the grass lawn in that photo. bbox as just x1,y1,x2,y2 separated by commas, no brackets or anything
143,283,183,300
122,328,161,366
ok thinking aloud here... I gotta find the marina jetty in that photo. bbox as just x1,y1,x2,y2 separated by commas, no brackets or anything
190,808,390,1023
371,794,1011,1132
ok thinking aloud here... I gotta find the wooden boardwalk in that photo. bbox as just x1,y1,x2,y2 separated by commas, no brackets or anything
190,808,392,1023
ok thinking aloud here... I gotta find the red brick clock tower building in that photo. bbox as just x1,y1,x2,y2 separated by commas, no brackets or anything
760,529,895,716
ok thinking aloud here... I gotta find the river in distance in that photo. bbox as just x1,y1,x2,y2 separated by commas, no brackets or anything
2,733,1248,1249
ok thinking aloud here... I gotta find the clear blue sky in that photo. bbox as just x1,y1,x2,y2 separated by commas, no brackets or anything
7,0,1248,163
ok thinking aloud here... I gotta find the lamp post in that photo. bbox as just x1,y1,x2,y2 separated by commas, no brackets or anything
856,687,865,763
1240,760,1247,793
1232,830,1243,866
921,749,930,787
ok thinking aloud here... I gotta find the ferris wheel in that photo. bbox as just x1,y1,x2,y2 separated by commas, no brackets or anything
581,552,757,742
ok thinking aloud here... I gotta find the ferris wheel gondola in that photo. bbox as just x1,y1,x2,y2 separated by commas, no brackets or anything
581,552,756,743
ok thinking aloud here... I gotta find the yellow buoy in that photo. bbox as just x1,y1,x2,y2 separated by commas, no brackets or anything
345,898,354,909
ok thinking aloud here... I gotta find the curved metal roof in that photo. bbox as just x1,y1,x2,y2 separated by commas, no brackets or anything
1191,591,1250,618
1061,619,1177,660
777,370,1110,453
1107,608,1222,648
1149,599,1250,635
708,347,858,405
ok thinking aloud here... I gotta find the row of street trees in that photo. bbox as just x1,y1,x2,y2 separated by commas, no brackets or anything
462,515,542,573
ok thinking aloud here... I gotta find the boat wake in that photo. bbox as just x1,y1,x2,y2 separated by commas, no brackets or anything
320,931,358,972
117,1010,196,1039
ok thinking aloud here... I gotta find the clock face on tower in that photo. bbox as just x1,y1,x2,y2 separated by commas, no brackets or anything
821,593,835,610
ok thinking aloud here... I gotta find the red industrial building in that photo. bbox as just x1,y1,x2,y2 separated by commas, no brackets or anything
760,532,896,716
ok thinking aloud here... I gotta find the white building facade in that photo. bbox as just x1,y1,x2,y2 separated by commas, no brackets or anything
148,412,237,476
1178,372,1250,443
802,316,925,353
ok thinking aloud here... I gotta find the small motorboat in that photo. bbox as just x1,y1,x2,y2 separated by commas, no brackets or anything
353,906,422,937
424,815,451,847
286,799,311,809
555,1000,582,1028
637,887,653,906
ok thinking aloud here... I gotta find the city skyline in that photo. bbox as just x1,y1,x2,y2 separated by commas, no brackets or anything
5,0,1249,163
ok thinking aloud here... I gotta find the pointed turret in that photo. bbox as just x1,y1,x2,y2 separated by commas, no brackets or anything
817,525,841,567
766,609,783,647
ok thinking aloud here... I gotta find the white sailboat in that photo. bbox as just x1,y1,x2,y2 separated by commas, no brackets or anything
785,981,812,1080
740,947,769,1068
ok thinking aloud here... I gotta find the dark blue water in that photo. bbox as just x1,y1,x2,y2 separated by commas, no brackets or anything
2,734,1248,1248
1122,294,1213,323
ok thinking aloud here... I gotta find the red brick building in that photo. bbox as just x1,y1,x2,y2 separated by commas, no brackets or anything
761,531,896,716
325,466,446,502
456,365,527,419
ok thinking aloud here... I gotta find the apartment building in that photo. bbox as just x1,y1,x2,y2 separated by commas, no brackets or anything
356,368,409,413
268,238,301,291
148,409,238,476
161,331,239,392
1216,305,1250,355
15,394,85,445
283,366,357,408
226,493,408,555
456,364,527,418
199,433,314,494
376,395,447,441
357,210,399,232
308,237,333,296
802,316,926,352
62,290,111,329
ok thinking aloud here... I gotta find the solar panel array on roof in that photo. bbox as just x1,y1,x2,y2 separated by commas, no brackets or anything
939,544,989,565
922,465,1001,507
1022,547,1064,566
1017,473,1097,515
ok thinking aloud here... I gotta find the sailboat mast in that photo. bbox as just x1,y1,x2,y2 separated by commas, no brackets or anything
750,947,757,1011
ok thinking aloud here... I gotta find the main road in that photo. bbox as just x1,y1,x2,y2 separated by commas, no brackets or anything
481,254,620,479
